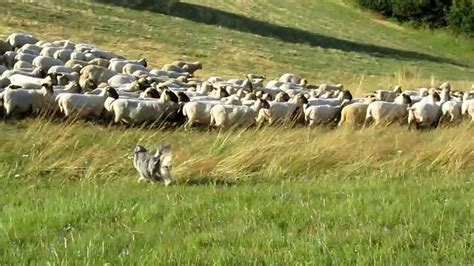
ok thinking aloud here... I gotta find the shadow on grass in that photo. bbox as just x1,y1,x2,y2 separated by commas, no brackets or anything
180,177,240,187
94,0,467,67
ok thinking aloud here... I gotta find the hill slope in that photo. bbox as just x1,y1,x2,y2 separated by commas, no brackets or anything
1,0,473,89
0,1,473,264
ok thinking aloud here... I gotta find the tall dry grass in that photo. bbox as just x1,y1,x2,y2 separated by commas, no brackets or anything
1,115,472,184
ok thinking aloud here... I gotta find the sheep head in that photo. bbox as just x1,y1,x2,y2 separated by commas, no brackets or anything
106,87,119,99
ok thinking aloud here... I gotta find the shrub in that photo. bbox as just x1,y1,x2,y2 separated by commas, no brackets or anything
355,0,473,35
447,0,474,36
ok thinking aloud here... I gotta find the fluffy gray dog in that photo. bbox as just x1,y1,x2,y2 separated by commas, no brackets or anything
133,144,172,185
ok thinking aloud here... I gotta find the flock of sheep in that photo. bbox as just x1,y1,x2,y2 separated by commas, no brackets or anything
1,33,474,131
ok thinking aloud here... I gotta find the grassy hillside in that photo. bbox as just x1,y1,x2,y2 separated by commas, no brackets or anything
0,0,473,264
1,0,473,89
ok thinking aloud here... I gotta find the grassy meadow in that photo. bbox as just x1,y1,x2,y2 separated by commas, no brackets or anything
0,0,473,263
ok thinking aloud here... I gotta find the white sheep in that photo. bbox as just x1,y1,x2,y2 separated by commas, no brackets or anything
209,99,270,128
374,86,402,102
256,94,308,125
0,65,6,76
89,58,110,68
13,61,33,70
32,56,64,72
7,33,39,49
3,51,17,68
108,97,179,125
8,73,56,89
407,92,442,129
48,65,82,75
65,59,89,68
2,82,54,116
53,49,74,62
40,47,63,58
307,90,353,106
0,40,13,55
122,63,148,75
108,74,136,88
278,73,304,85
109,59,146,73
80,65,117,88
304,100,351,127
70,51,87,61
365,94,412,126
461,99,474,122
171,61,202,74
56,87,119,118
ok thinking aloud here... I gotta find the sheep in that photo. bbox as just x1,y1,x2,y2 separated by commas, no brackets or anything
14,52,37,65
278,73,304,85
338,102,371,128
89,58,109,68
40,47,63,58
65,59,89,68
32,56,64,72
318,83,344,93
18,44,42,54
108,97,179,125
374,86,402,102
182,101,222,128
149,69,189,79
47,81,82,113
13,61,33,70
407,92,442,130
256,94,308,125
7,33,39,49
1,68,44,79
109,58,147,73
463,91,474,101
209,98,270,128
48,65,82,75
8,73,57,89
0,65,6,76
172,61,202,74
304,99,351,127
56,72,80,86
87,49,120,60
56,87,118,118
162,64,187,73
0,40,13,55
461,99,474,122
52,40,76,49
440,100,463,124
365,94,412,126
53,49,74,62
122,63,148,75
2,82,54,116
308,90,353,106
70,51,87,61
79,65,117,88
3,51,17,69
108,74,136,88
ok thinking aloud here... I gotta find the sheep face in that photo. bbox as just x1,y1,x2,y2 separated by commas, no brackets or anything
177,92,190,103
106,87,119,99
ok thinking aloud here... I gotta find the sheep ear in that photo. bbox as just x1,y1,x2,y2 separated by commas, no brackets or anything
155,144,172,166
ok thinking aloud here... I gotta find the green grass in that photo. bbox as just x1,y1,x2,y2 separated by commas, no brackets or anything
0,0,473,263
